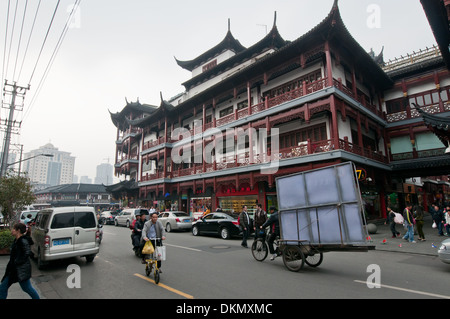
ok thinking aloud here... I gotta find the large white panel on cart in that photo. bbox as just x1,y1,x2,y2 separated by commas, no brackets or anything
277,162,366,245
277,174,306,210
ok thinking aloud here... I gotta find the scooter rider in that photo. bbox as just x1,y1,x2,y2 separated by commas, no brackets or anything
132,211,147,255
260,206,280,261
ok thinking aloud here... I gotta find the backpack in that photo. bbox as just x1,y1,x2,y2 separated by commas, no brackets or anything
393,212,404,224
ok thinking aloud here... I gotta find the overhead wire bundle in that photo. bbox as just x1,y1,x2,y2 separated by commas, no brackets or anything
0,0,81,163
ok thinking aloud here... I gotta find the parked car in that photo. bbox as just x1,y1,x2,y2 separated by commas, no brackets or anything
30,206,100,269
115,208,149,227
192,212,241,239
438,238,450,264
159,211,194,232
100,211,118,225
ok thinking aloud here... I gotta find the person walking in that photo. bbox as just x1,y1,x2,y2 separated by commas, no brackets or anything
444,205,450,236
431,204,445,236
402,204,416,243
0,223,40,299
239,206,251,248
142,212,166,271
413,205,425,241
384,207,400,238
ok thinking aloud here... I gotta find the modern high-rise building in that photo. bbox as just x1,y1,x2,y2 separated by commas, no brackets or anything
95,163,113,185
22,143,75,188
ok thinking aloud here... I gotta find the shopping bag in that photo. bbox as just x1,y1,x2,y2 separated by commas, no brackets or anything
156,246,166,261
393,213,404,225
432,221,437,229
142,240,154,254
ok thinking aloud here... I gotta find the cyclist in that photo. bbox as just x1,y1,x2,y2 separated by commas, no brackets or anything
132,211,147,256
142,212,166,271
260,206,279,261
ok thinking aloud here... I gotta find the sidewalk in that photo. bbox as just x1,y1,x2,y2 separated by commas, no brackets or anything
367,214,446,257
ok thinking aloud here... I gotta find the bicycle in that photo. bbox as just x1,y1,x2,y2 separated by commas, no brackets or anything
144,238,163,284
251,230,323,271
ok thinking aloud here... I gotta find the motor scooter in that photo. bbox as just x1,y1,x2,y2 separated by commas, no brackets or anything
97,220,104,244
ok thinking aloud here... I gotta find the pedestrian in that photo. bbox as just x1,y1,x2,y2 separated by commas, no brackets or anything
431,204,445,236
261,206,280,260
239,205,251,248
384,207,400,238
402,203,416,243
444,205,450,236
142,212,166,271
0,223,40,299
413,205,425,241
253,204,267,239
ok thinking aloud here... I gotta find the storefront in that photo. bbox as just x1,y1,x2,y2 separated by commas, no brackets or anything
190,197,212,219
215,183,261,217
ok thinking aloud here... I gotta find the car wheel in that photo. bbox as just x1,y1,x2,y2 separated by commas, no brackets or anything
192,225,200,236
220,227,231,240
86,254,96,263
115,219,118,226
126,220,130,228
166,223,172,232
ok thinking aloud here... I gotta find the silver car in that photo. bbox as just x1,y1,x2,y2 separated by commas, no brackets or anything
159,211,194,232
438,239,450,264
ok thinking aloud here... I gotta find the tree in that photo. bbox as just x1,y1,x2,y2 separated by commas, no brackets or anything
0,173,35,229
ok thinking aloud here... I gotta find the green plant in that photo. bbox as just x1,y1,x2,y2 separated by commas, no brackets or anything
0,229,14,250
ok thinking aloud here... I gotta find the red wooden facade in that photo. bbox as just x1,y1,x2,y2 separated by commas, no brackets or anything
110,1,450,219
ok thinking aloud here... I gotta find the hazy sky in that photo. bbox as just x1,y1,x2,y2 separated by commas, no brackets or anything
0,0,437,182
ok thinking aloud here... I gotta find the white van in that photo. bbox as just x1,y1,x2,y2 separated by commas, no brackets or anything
31,206,100,269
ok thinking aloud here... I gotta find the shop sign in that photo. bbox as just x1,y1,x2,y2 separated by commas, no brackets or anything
356,168,366,181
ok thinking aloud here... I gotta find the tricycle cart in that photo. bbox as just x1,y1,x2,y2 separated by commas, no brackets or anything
262,162,374,271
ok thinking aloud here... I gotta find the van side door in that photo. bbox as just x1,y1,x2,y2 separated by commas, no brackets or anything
74,211,97,250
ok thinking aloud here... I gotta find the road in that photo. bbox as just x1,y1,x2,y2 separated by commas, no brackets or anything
31,224,450,300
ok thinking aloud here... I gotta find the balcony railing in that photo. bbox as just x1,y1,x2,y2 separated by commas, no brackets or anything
392,147,446,161
140,138,389,181
139,77,391,151
386,102,450,123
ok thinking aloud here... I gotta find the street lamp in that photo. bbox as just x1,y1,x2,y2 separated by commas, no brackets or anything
6,153,54,175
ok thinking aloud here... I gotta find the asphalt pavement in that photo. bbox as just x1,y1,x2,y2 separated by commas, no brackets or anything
0,213,447,299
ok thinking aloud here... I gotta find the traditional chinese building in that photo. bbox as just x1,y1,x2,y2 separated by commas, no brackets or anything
109,0,450,219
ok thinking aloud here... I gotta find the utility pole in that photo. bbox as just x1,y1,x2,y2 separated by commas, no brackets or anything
0,80,29,177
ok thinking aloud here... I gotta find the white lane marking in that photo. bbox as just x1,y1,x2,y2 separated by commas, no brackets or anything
165,243,203,252
354,280,450,299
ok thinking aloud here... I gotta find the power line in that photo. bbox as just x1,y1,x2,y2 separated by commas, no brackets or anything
27,0,61,85
22,0,82,125
12,0,29,82
16,0,42,83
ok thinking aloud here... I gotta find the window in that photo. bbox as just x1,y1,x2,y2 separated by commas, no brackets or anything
51,213,74,229
219,106,234,118
279,124,327,149
75,212,96,228
386,98,408,114
263,69,322,99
